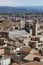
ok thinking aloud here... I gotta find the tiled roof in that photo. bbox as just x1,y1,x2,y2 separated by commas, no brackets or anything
20,46,31,53
11,63,18,65
21,61,43,65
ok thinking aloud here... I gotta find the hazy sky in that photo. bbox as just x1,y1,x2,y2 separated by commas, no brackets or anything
0,0,43,6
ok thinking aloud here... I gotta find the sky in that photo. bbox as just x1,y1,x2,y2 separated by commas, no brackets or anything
0,0,43,6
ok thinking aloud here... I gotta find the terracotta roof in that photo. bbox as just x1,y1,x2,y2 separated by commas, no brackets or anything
11,63,18,65
30,49,39,55
20,47,31,53
0,38,15,45
21,61,43,65
24,54,43,61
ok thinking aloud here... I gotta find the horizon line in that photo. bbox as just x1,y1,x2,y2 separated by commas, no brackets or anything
0,5,43,7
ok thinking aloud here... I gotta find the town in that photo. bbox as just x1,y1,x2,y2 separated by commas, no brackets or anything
0,12,43,65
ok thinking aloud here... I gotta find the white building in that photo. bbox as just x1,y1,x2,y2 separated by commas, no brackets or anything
9,30,30,46
0,55,11,65
9,30,30,39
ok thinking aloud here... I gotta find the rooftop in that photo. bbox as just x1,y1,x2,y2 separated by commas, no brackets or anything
9,30,29,38
20,46,31,53
11,63,19,65
21,61,43,65
24,54,43,61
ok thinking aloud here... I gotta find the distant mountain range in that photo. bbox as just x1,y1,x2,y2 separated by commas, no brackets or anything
0,6,43,12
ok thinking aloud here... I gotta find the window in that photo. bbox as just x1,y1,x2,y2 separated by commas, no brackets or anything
42,48,43,50
0,21,3,23
17,53,20,55
15,27,18,29
41,44,42,46
38,44,40,47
